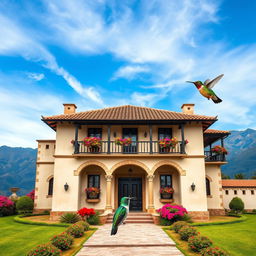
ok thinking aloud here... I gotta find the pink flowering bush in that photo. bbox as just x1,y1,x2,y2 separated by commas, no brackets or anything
157,204,189,225
0,195,15,216
26,190,35,201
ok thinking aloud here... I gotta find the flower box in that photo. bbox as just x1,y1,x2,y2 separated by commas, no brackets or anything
85,187,101,199
211,145,228,155
160,199,174,203
86,199,100,203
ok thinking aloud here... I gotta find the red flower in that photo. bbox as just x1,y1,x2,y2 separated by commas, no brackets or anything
77,207,96,217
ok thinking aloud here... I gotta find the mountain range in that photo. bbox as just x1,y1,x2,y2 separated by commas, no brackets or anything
0,128,256,196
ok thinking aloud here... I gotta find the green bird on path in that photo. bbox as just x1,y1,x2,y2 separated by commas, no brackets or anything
111,197,132,235
187,74,224,104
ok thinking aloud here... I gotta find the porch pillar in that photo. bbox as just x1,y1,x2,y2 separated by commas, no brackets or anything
147,175,155,213
180,123,185,154
105,175,113,212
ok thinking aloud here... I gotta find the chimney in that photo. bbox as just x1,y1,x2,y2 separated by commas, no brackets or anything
63,103,77,114
181,104,195,115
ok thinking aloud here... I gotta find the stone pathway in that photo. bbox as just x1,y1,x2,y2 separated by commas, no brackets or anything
77,224,183,256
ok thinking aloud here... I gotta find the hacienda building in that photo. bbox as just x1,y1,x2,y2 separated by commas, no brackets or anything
34,104,231,222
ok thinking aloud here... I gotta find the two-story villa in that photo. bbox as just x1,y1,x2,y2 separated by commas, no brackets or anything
34,104,230,221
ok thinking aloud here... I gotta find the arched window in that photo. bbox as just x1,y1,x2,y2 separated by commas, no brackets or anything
48,177,54,196
206,178,211,196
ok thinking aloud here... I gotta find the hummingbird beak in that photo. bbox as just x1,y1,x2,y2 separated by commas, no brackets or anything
186,81,194,83
129,197,136,200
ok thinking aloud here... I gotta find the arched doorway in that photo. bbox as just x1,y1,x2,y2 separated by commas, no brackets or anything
112,164,148,212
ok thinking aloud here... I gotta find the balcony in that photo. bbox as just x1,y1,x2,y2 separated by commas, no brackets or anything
74,140,186,155
204,150,226,162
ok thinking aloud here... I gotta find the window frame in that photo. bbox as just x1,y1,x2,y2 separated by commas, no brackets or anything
158,128,173,140
234,190,237,195
88,174,100,188
88,128,102,138
251,190,255,195
160,174,172,188
48,177,54,196
225,190,229,195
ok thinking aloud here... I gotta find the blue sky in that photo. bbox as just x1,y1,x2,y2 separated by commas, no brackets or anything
1,0,256,147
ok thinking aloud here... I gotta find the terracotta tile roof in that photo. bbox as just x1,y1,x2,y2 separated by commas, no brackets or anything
222,180,256,188
43,105,217,121
204,129,230,134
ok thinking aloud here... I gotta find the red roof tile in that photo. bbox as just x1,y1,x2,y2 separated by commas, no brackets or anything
204,129,230,134
222,180,256,188
43,105,217,121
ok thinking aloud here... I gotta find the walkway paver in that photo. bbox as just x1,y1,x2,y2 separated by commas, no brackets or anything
77,224,183,256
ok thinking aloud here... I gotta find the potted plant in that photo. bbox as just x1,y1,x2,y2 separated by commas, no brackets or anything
211,145,228,155
85,187,101,199
159,137,178,152
160,187,174,199
83,137,102,153
114,137,132,146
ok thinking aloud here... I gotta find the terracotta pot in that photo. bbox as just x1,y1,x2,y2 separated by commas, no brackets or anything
161,193,173,199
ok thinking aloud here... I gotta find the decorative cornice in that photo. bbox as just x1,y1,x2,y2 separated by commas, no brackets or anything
147,175,155,181
105,175,113,182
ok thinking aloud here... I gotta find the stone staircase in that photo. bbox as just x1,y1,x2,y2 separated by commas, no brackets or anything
106,212,154,224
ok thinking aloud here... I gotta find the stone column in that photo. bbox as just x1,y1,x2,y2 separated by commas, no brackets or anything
147,175,155,213
105,175,113,213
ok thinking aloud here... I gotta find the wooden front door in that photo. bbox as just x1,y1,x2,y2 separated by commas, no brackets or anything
118,177,142,211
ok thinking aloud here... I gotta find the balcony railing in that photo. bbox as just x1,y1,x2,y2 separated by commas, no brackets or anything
204,151,226,162
74,141,185,154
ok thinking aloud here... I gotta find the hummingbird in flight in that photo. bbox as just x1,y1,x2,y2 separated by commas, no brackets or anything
111,197,133,235
187,74,224,104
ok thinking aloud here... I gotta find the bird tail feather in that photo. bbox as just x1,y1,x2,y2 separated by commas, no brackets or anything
212,95,222,104
111,226,118,235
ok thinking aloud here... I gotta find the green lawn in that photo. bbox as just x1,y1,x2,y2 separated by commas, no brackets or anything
197,215,256,256
0,216,66,256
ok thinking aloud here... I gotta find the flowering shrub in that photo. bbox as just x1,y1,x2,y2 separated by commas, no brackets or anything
172,221,189,233
76,221,90,231
85,187,101,194
201,247,229,256
211,145,228,155
157,204,188,223
26,190,35,201
178,226,198,241
188,235,212,252
115,137,132,146
159,137,178,148
27,243,61,256
83,137,101,147
67,224,84,238
77,207,96,221
159,187,174,194
87,211,100,225
185,139,189,144
0,195,15,216
50,233,73,251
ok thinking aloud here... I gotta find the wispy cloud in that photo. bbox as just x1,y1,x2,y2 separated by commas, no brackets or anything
0,13,104,106
27,73,45,81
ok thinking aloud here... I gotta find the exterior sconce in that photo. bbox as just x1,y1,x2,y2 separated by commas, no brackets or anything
144,131,147,138
113,131,117,138
128,168,133,173
64,183,69,191
191,183,196,191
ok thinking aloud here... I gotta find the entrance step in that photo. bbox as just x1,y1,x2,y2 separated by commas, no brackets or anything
106,212,154,224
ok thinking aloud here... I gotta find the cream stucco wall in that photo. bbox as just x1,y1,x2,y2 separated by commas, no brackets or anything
34,141,55,210
222,188,256,210
205,164,223,210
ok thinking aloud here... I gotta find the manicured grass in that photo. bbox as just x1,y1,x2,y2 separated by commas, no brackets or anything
0,216,66,256
197,215,256,256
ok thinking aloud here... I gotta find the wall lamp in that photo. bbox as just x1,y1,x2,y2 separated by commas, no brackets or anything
191,182,196,191
144,131,148,138
113,131,117,138
64,183,69,191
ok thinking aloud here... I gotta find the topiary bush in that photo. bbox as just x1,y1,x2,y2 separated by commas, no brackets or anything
50,233,73,251
87,211,100,225
27,243,61,256
60,213,80,223
188,235,212,252
0,196,15,216
201,246,229,256
67,224,84,238
229,197,244,214
178,226,198,241
76,221,90,231
16,196,34,214
172,221,189,233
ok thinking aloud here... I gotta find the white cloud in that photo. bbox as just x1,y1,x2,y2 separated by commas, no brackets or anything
27,73,45,81
111,65,149,80
0,14,104,106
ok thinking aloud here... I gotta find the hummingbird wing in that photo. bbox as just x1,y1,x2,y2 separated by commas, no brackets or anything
205,74,224,89
112,206,127,228
204,79,211,85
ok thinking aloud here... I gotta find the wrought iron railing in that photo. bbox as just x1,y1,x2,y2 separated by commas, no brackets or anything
74,141,185,154
204,151,226,162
